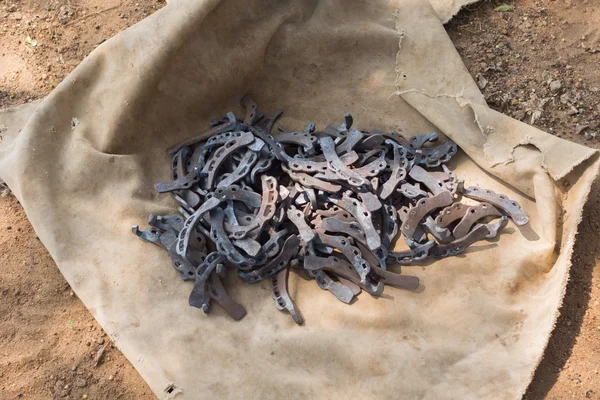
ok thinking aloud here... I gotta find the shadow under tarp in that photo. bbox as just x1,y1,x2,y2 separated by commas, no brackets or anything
0,0,597,399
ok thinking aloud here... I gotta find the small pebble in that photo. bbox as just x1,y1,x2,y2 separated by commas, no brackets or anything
75,378,87,388
477,75,488,90
97,337,105,345
108,374,114,381
549,80,562,93
584,131,597,141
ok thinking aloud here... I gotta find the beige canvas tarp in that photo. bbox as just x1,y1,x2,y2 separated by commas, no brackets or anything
0,0,598,399
430,0,481,22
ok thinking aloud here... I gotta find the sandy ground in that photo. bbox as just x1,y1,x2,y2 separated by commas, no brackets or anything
1,0,599,398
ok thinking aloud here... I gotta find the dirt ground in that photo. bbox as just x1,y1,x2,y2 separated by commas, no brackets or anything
0,0,599,398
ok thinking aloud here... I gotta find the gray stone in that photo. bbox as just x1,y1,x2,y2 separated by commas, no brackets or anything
549,80,562,93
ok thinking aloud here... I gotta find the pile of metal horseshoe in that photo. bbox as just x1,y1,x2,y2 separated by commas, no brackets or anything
133,95,529,325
